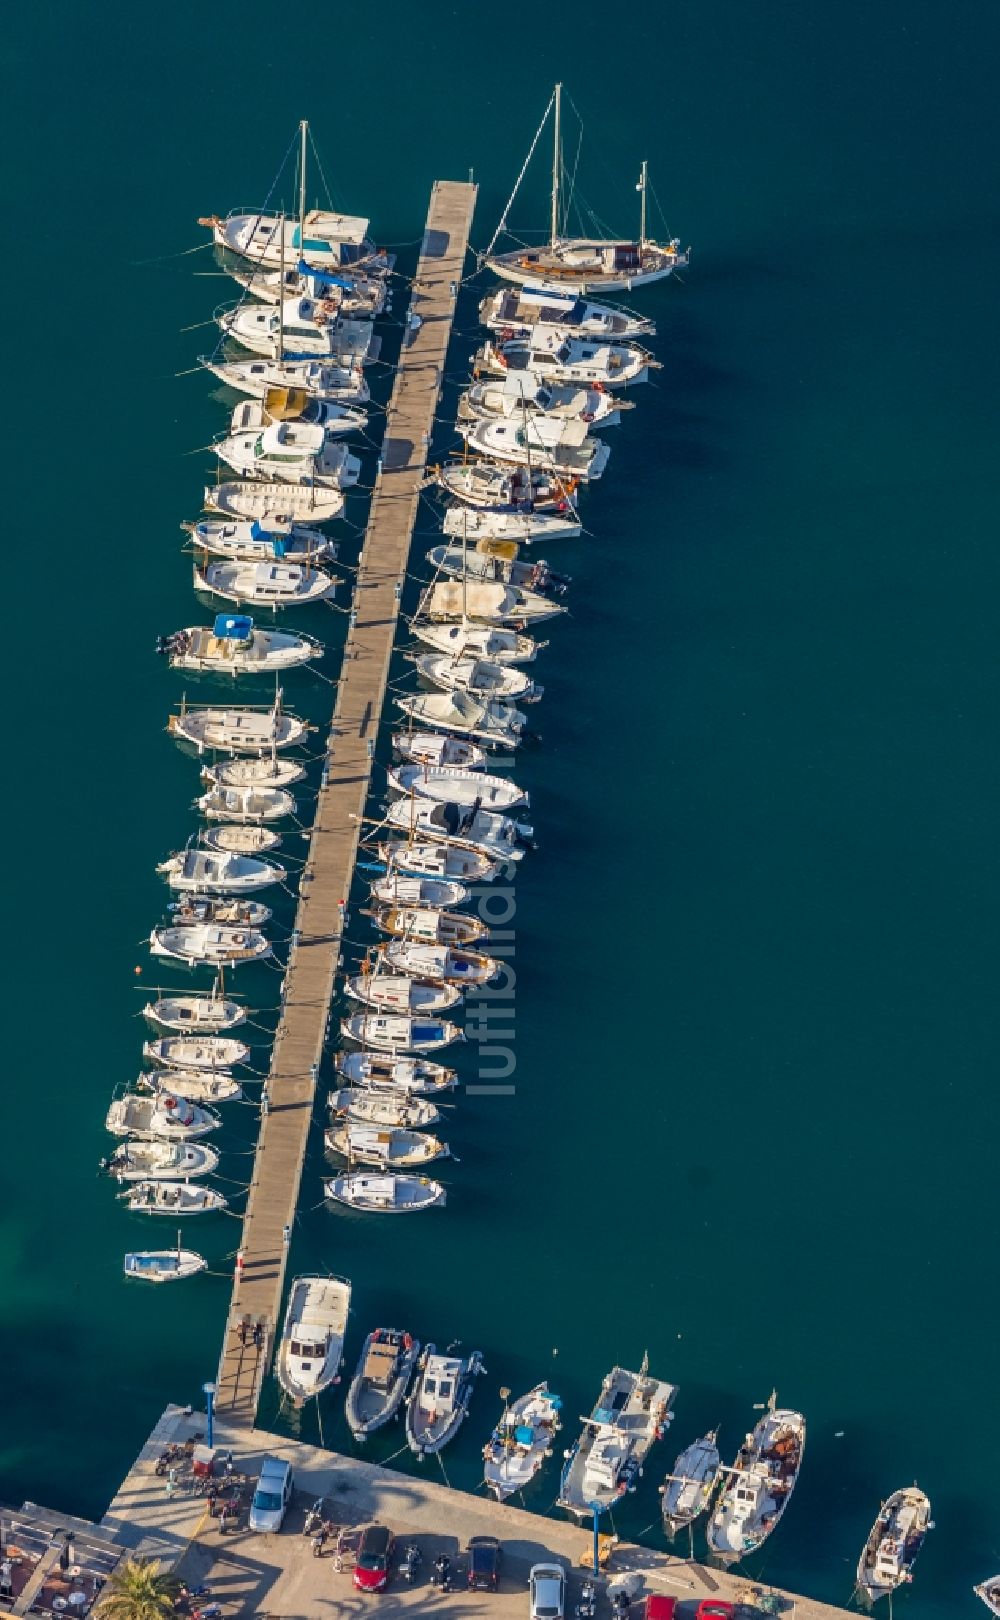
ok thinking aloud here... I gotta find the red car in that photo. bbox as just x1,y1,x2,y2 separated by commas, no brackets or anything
645,1600,676,1620
696,1604,735,1620
353,1525,395,1592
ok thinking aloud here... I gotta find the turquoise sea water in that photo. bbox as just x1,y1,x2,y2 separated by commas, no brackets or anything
1,4,998,1615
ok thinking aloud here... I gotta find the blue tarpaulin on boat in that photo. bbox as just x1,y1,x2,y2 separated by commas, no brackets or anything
514,1425,534,1446
250,520,269,541
213,614,253,639
297,259,353,289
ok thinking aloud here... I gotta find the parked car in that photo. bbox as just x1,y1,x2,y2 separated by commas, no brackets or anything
529,1563,566,1620
695,1605,735,1620
467,1536,503,1591
248,1456,293,1532
644,1601,676,1620
354,1524,395,1592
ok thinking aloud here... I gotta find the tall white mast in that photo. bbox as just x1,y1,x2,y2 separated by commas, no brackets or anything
277,212,285,361
298,118,308,251
550,82,562,247
638,160,648,247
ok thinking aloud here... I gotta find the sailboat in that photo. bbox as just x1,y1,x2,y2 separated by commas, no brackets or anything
202,354,370,404
143,973,246,1033
484,85,688,293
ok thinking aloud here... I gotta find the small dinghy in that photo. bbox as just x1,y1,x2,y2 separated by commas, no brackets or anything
416,652,541,704
159,846,286,895
442,502,581,545
392,730,487,771
143,981,246,1033
160,615,320,675
105,1092,221,1140
143,1035,250,1070
325,1122,450,1167
140,1068,242,1104
328,1088,440,1129
186,517,334,566
101,1140,219,1182
276,1274,351,1405
480,285,655,341
336,1049,457,1094
370,872,469,909
406,1345,485,1456
340,1012,465,1055
707,1394,805,1563
438,460,578,513
388,763,528,812
375,838,499,884
204,480,345,525
395,691,525,749
168,896,272,929
124,1242,206,1283
661,1430,721,1538
419,576,566,626
201,756,305,790
149,923,272,966
385,799,530,862
483,1384,562,1501
410,619,539,664
201,824,281,855
474,332,653,389
378,939,500,986
215,424,361,490
559,1362,677,1518
169,695,310,754
857,1486,933,1605
368,903,487,947
459,417,611,482
344,973,462,1014
124,1180,227,1215
974,1576,1000,1616
346,1327,421,1439
198,784,296,823
325,1171,446,1213
202,355,369,404
195,558,337,608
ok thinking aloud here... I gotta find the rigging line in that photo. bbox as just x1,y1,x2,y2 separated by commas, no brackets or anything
482,88,556,261
307,126,343,215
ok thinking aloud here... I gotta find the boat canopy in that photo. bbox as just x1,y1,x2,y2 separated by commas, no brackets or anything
213,613,254,639
264,387,310,420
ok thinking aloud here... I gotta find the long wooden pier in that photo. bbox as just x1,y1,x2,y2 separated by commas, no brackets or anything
214,180,477,1430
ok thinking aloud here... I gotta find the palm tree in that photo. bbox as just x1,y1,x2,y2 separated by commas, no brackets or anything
98,1557,181,1620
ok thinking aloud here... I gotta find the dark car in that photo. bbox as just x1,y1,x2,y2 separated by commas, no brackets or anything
467,1536,503,1592
353,1525,395,1593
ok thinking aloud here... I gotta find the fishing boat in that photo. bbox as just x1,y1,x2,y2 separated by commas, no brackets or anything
856,1486,933,1605
388,763,528,811
410,618,538,664
474,333,652,390
124,1240,206,1283
377,939,499,986
202,355,369,404
707,1395,806,1564
229,388,367,439
185,517,335,566
426,539,568,598
201,757,304,790
325,1171,446,1213
124,1180,227,1216
197,784,296,823
392,730,487,770
340,1012,465,1055
483,1384,563,1501
345,1328,421,1439
484,85,687,292
385,798,530,862
143,1035,249,1070
974,1577,1000,1615
442,502,582,545
215,421,362,488
328,1089,440,1129
149,922,272,966
194,558,337,608
661,1431,721,1538
204,481,345,525
101,1139,220,1182
139,1068,242,1105
158,847,286,894
480,285,655,341
200,824,282,855
459,374,623,430
418,576,566,626
395,691,525,749
406,1345,485,1456
169,694,310,754
160,615,320,675
438,461,577,513
325,1122,450,1168
105,1092,221,1140
458,418,611,483
558,1361,677,1518
374,838,499,883
143,980,246,1033
167,896,272,929
369,872,469,909
336,1050,457,1095
368,903,487,947
276,1274,352,1406
344,973,462,1014
415,652,541,703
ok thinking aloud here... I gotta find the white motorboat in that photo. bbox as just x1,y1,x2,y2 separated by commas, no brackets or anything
377,939,500,986
857,1486,933,1605
442,502,581,544
219,297,378,363
410,618,538,664
388,763,528,811
406,1346,485,1456
480,284,655,340
344,973,462,1014
215,422,361,489
325,1122,450,1167
707,1395,806,1563
418,576,566,626
149,923,272,966
336,1049,457,1094
124,1180,227,1215
458,417,611,482
974,1576,1000,1616
392,730,487,770
276,1274,352,1405
204,481,345,524
101,1139,220,1182
201,756,304,790
200,824,281,855
368,903,487,947
328,1088,440,1129
161,616,320,676
345,1328,421,1439
105,1092,221,1140
558,1362,677,1518
425,539,568,599
324,1171,446,1213
385,798,530,862
195,558,337,608
229,388,367,439
159,847,285,895
197,784,296,823
169,695,310,755
375,838,499,884
143,1035,250,1070
483,1384,563,1501
340,1012,464,1054
415,652,541,703
186,518,335,565
166,895,271,930
661,1430,721,1537
370,872,469,909
124,1243,206,1283
474,331,652,389
139,1067,242,1105
202,355,369,404
459,373,624,429
143,983,246,1033
438,461,577,513
395,691,525,749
